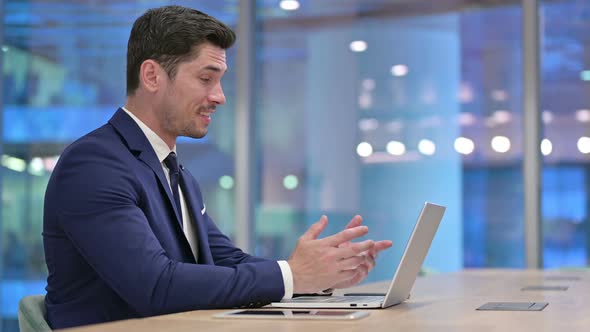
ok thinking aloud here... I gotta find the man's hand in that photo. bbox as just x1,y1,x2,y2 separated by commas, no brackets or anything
330,216,393,289
288,215,375,294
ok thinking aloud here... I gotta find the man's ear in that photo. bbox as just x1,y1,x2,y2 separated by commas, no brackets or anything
139,60,163,93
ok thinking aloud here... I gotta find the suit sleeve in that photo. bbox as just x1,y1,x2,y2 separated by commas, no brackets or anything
204,207,272,266
53,141,285,316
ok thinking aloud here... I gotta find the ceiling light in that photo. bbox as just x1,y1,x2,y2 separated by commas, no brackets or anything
542,110,553,124
491,136,511,153
356,142,373,157
283,175,299,190
459,83,474,103
454,137,475,155
418,139,436,156
541,139,552,156
577,137,590,154
349,40,367,53
386,141,406,156
575,109,590,123
358,118,379,131
458,113,476,126
492,110,511,124
390,65,408,77
280,0,300,11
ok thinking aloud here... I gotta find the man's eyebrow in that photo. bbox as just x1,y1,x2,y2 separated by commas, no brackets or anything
201,65,226,73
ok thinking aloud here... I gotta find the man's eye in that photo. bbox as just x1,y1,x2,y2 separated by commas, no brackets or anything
201,77,212,83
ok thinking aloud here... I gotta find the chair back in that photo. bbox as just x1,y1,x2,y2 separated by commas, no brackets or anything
18,295,52,332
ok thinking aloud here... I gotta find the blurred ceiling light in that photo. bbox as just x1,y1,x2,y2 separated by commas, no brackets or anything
454,137,475,155
219,175,234,190
28,157,44,176
542,110,553,124
2,155,26,172
361,79,376,91
459,82,474,103
580,70,590,81
492,110,511,124
283,175,299,190
458,112,476,126
541,138,552,156
358,118,379,131
577,137,590,154
280,0,300,11
575,109,590,123
358,92,372,109
418,139,436,156
386,141,406,156
491,89,508,102
1,46,8,52
390,64,408,77
349,40,368,52
491,136,511,153
484,117,497,128
356,142,373,157
385,121,403,132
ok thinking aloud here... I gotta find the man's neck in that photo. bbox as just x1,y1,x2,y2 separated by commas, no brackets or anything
123,98,176,150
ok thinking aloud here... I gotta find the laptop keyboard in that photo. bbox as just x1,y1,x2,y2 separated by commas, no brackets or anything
291,296,383,303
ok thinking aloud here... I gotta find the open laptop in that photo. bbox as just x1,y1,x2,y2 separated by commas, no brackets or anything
269,202,446,309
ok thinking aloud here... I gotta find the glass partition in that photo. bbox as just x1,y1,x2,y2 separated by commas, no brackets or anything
540,0,590,268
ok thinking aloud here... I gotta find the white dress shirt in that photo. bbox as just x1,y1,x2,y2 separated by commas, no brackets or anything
121,107,293,299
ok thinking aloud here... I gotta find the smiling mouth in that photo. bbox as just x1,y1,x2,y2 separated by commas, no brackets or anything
197,111,212,126
198,105,216,116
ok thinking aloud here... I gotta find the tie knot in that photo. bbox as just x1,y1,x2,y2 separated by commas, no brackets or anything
164,152,180,174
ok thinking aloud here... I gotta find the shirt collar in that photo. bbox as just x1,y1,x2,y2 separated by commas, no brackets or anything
121,107,176,163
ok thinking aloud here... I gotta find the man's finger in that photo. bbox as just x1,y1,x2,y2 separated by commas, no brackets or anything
323,226,368,246
374,240,393,252
337,255,365,270
370,240,393,258
344,215,363,230
300,215,328,241
338,239,374,257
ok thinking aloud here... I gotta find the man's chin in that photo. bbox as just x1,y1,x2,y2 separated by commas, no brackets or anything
186,131,207,140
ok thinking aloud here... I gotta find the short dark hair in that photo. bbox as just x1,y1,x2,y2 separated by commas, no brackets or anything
126,5,236,95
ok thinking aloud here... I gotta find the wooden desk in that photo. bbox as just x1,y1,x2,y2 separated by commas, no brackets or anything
60,269,590,332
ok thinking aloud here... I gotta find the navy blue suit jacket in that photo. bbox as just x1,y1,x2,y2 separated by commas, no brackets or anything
43,109,284,329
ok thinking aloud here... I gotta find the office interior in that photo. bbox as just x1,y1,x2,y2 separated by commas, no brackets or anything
1,0,589,330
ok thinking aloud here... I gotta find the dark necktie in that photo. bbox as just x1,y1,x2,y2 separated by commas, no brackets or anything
164,152,183,226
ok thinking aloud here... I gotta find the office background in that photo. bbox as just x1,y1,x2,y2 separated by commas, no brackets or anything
0,0,589,330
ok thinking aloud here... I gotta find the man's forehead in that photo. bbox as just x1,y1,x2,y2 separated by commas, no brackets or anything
194,44,227,71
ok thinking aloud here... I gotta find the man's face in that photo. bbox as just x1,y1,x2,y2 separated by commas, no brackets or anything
159,43,227,140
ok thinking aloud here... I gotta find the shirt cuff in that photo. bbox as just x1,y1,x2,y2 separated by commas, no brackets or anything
277,260,293,300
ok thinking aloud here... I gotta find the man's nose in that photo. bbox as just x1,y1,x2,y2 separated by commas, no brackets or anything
209,84,226,105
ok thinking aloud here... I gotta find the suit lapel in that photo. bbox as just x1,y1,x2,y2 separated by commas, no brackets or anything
179,170,213,265
108,108,184,228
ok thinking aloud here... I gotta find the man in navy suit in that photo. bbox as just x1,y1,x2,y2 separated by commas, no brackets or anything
43,5,392,329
